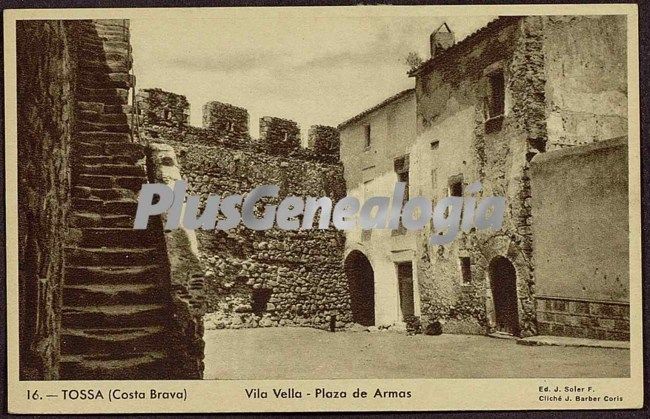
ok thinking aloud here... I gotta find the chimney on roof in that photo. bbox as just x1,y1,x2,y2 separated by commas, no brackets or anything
430,22,455,57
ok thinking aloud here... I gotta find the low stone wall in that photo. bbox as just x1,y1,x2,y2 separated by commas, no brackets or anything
535,296,629,341
17,20,78,380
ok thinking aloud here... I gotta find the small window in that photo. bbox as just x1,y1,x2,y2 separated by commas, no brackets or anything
449,180,463,197
430,140,440,150
364,124,371,148
486,70,505,119
460,257,472,284
393,156,410,236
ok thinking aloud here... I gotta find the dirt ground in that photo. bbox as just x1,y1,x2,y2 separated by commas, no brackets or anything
203,327,629,379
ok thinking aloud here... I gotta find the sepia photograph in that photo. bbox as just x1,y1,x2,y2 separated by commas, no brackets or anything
5,3,642,414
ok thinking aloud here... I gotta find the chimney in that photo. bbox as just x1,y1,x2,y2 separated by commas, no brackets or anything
430,22,455,57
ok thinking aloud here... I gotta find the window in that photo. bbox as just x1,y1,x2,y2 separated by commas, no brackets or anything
486,70,505,119
460,257,472,284
484,69,505,133
364,124,371,148
392,156,409,236
449,179,463,197
394,156,410,201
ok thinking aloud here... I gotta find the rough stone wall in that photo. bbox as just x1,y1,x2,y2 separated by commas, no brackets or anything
259,116,301,155
308,125,341,160
136,88,189,128
530,137,629,340
412,16,543,336
202,101,250,140
138,96,352,331
17,20,78,380
146,143,206,376
542,15,627,149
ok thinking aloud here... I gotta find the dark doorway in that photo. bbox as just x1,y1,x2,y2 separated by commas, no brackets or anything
489,256,520,336
251,288,272,316
396,262,415,320
344,251,375,326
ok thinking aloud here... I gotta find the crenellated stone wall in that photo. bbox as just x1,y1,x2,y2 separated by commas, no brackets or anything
309,125,341,160
138,91,351,331
136,88,190,128
259,116,301,155
202,101,250,140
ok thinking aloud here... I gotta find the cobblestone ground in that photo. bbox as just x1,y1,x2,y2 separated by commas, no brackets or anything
204,327,629,379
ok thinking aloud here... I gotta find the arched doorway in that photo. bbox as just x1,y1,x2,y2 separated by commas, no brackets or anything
488,256,520,336
344,250,375,326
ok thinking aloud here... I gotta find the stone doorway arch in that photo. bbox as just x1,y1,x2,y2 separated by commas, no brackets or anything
488,256,520,336
344,250,375,326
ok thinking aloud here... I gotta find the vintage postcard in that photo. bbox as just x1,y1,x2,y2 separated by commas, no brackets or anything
4,3,643,414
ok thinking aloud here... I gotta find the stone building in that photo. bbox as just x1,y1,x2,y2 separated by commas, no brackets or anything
338,89,418,327
338,15,628,339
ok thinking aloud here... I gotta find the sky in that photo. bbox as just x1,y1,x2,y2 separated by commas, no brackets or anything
130,10,495,139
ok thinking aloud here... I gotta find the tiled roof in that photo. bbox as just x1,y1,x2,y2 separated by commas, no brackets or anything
408,16,522,77
337,88,415,129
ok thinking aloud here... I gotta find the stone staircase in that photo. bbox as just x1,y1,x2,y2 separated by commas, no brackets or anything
59,20,175,380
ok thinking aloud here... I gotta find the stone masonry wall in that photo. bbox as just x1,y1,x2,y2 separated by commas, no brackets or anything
138,91,351,331
136,88,189,128
309,125,341,160
17,20,78,380
202,101,250,141
259,116,301,155
542,15,627,149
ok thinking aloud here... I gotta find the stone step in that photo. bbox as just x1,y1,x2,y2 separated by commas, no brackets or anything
74,227,160,248
64,265,164,285
61,326,167,355
78,58,130,73
78,53,131,70
75,131,132,143
78,94,128,106
78,121,131,133
65,247,162,267
62,304,168,328
77,101,132,114
79,40,130,54
78,27,129,41
72,197,139,215
79,71,132,89
78,153,140,166
75,174,146,191
63,283,165,306
78,163,144,176
78,111,129,125
74,141,143,158
73,185,138,200
79,86,129,101
70,212,135,228
58,351,168,380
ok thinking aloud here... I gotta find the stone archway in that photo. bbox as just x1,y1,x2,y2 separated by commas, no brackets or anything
488,256,520,336
344,250,375,326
